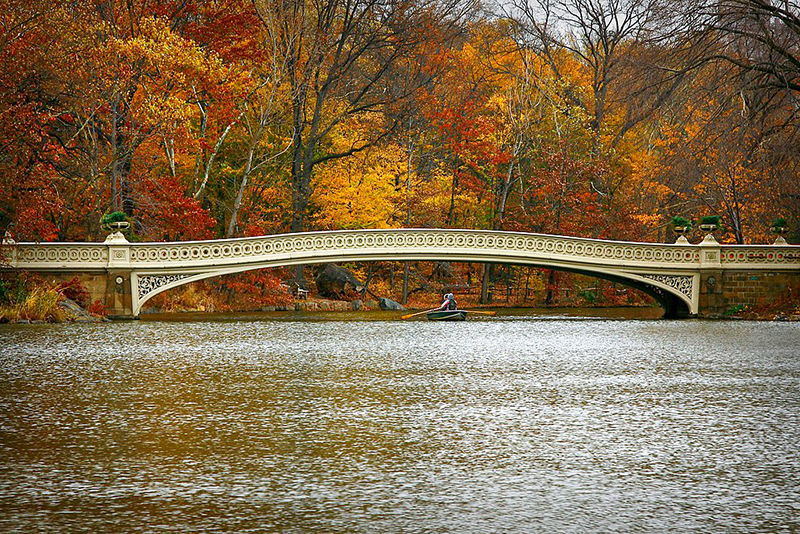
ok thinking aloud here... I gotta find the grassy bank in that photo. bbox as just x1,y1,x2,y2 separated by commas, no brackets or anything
0,274,106,323
0,285,66,323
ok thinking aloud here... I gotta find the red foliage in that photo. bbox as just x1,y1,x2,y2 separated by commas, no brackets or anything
428,99,513,196
0,3,65,242
505,142,643,240
56,276,90,306
134,174,217,241
212,270,292,309
86,299,107,316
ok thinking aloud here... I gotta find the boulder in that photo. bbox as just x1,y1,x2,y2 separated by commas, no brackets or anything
58,298,107,322
350,299,363,311
379,297,405,311
314,263,363,299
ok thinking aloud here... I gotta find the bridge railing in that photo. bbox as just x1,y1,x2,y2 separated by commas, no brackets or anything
123,229,707,270
719,246,800,268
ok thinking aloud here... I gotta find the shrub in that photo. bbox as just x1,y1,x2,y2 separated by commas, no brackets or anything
216,270,293,310
670,216,692,228
700,215,721,226
86,299,107,316
22,287,65,321
771,218,788,228
56,276,90,306
101,211,128,226
0,286,66,323
0,274,69,323
578,289,598,304
724,304,747,316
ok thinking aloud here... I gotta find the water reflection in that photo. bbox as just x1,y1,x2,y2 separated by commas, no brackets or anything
1,314,799,532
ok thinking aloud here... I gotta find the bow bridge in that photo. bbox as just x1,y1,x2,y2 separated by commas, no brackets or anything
3,228,798,318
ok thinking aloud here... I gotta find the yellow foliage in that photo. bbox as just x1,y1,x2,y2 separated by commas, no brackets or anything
150,283,220,313
631,213,661,228
312,121,406,229
0,287,66,323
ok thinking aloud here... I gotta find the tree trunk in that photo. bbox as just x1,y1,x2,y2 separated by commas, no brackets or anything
545,270,557,305
226,163,253,238
480,264,492,304
402,262,410,305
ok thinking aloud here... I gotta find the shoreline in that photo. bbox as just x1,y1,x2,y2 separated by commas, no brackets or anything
4,297,798,324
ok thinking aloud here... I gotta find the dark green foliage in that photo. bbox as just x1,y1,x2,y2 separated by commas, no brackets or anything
771,218,788,228
671,216,692,228
700,215,721,226
0,280,9,304
0,274,34,305
101,211,128,226
724,304,747,316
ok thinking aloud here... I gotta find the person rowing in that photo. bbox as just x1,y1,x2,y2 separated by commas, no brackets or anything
437,293,458,311
401,294,496,320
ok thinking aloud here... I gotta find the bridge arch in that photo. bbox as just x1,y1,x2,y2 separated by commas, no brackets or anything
131,238,697,317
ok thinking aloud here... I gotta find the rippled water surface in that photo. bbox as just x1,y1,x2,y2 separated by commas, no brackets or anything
1,311,799,533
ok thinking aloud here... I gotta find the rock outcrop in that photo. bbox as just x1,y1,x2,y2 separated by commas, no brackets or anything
314,264,364,299
57,298,108,322
378,297,405,311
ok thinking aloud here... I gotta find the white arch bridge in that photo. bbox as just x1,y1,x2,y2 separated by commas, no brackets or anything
4,228,799,318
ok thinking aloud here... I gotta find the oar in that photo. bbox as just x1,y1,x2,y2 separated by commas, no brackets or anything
400,307,439,320
461,310,497,316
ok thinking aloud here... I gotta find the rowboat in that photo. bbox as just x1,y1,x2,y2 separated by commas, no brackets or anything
426,310,468,321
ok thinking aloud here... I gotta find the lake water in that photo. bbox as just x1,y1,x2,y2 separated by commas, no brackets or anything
1,310,799,532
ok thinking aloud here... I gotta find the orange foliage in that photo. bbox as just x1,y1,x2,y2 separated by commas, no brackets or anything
1,5,796,309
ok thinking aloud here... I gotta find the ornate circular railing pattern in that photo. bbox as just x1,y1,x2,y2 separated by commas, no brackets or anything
721,247,800,265
13,245,109,264
121,230,706,268
5,229,798,272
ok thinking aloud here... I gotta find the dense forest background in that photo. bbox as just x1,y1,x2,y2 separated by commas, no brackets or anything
1,0,798,309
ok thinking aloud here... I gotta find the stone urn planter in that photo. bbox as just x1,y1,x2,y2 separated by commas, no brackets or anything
698,216,721,243
670,216,693,244
673,226,690,244
771,219,789,245
108,221,130,232
101,212,131,243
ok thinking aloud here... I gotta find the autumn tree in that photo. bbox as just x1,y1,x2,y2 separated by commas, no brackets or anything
646,57,800,243
685,0,800,96
252,0,476,234
0,0,66,241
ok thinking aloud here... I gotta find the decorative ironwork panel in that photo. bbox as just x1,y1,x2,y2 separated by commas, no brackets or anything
641,274,694,299
137,274,191,300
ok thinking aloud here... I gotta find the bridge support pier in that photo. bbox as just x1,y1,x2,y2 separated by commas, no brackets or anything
698,270,800,317
105,270,136,320
699,271,725,317
22,271,136,320
661,295,693,319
